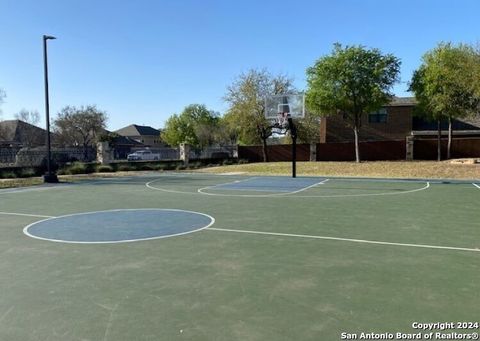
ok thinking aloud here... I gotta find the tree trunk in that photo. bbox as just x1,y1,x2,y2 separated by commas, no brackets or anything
353,125,360,163
83,143,89,161
261,137,269,162
437,119,441,161
447,117,452,160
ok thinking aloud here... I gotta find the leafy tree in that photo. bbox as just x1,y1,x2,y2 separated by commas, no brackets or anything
215,115,238,145
162,104,219,147
224,69,295,162
98,131,121,147
53,105,107,159
295,113,322,144
306,43,401,162
409,42,480,160
162,114,191,146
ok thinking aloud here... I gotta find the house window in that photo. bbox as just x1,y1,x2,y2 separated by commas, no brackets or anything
368,108,388,123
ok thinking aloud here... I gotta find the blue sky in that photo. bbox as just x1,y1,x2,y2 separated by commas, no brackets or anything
1,0,479,131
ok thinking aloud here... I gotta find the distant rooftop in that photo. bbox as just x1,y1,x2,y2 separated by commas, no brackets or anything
0,119,46,143
387,97,418,107
115,124,160,137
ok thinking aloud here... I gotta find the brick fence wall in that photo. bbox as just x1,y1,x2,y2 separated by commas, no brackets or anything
413,138,480,160
238,138,480,162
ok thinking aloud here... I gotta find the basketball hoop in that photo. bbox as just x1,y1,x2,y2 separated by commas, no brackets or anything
264,93,304,178
269,112,290,134
275,112,289,129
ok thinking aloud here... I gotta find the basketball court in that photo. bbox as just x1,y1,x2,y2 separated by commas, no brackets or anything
0,172,479,340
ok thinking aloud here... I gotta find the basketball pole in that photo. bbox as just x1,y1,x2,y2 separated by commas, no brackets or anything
288,117,297,178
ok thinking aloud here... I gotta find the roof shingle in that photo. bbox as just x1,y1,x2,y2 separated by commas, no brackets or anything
115,124,160,137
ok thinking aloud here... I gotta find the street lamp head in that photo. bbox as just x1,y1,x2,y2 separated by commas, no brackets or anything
43,35,56,40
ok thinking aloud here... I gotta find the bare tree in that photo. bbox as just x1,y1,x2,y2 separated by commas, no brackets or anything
54,105,108,159
0,89,6,140
14,109,42,147
224,69,295,162
15,109,40,125
0,88,5,114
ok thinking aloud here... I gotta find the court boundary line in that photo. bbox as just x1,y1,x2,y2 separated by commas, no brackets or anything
0,185,70,195
197,178,329,196
291,181,430,198
147,178,430,198
207,227,480,253
197,177,257,192
23,208,215,244
473,183,480,190
0,211,55,218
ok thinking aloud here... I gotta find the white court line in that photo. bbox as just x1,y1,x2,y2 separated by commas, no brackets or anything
284,178,330,195
207,227,480,253
0,211,55,218
197,177,258,193
197,178,329,197
148,178,429,198
292,182,430,198
473,183,480,190
78,181,148,185
145,176,255,196
23,208,215,244
0,185,69,195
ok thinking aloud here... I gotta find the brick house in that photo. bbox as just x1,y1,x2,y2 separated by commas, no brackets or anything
319,97,416,143
115,124,163,147
318,97,480,143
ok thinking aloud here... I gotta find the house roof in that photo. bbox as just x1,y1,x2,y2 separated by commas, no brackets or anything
387,97,418,107
113,135,145,146
412,116,480,131
115,124,160,137
0,119,47,144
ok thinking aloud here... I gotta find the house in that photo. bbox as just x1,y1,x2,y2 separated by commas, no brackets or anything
115,124,163,147
0,119,47,147
110,135,145,159
318,97,480,143
411,116,480,138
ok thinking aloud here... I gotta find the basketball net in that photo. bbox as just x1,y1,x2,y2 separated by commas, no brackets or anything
275,112,289,128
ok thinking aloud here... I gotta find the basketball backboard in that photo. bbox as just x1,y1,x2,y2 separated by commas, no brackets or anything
265,93,305,120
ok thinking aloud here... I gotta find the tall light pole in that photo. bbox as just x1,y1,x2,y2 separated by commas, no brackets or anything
43,35,58,183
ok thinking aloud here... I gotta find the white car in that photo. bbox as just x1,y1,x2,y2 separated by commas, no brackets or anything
127,150,160,161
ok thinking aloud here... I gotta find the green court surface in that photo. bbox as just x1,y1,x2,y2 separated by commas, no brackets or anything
0,173,479,340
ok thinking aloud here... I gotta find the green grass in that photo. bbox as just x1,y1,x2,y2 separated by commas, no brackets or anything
0,177,43,188
0,173,478,340
198,161,480,180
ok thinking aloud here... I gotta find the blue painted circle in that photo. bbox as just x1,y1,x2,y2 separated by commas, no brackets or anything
24,209,214,243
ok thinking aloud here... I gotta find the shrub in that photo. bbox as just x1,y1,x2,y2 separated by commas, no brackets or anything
0,171,17,179
96,165,114,173
189,161,202,169
222,159,233,166
152,164,166,171
237,159,249,164
117,164,134,172
19,168,37,178
162,163,176,170
67,162,87,175
140,164,154,171
176,164,186,171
